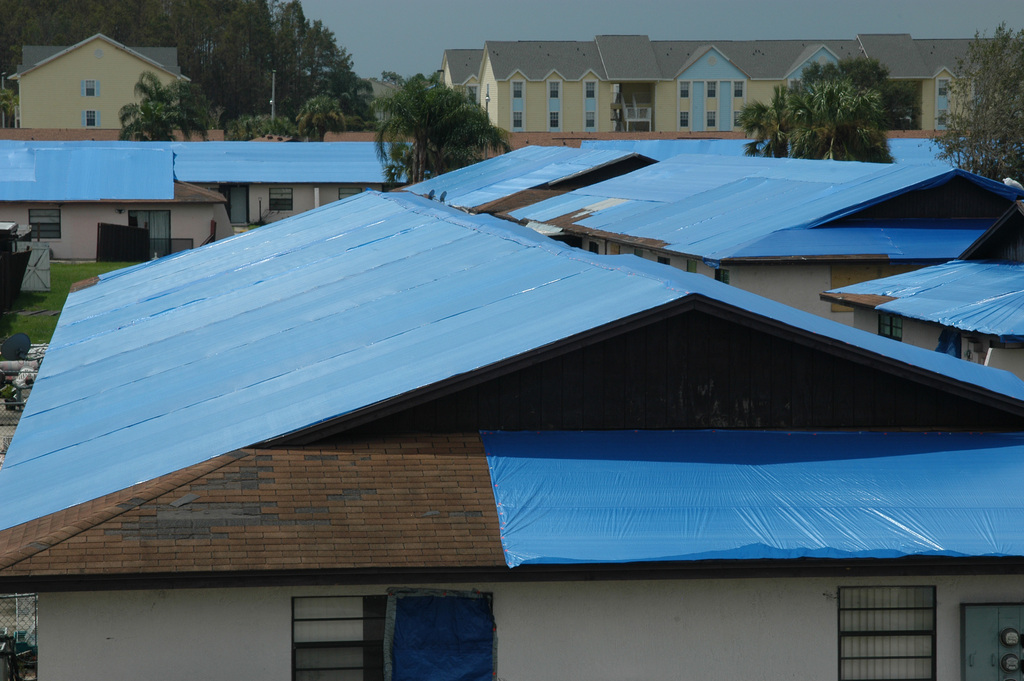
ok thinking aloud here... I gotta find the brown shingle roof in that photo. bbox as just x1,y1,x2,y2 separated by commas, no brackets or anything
0,434,504,578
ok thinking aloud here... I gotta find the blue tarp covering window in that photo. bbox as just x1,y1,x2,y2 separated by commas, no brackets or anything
483,430,1024,567
385,590,495,681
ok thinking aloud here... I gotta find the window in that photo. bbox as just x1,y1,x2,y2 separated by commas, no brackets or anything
585,81,596,99
512,111,523,130
549,111,559,129
734,81,744,98
549,81,560,99
706,110,716,129
715,268,730,284
679,111,689,127
679,81,690,98
82,110,100,127
512,81,523,99
585,111,595,128
269,187,293,211
706,81,716,98
686,259,698,273
838,586,935,681
588,241,600,254
937,79,949,97
466,85,478,103
339,187,362,200
81,79,99,97
878,314,903,341
633,247,644,257
657,256,670,265
28,208,60,239
293,595,386,681
733,110,741,128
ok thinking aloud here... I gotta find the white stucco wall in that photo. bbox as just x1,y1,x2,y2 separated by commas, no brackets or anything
37,573,1024,681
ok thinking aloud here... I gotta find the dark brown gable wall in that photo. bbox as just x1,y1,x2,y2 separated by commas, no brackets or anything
318,308,1020,442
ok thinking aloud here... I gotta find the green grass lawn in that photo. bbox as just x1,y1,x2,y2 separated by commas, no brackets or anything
1,262,139,345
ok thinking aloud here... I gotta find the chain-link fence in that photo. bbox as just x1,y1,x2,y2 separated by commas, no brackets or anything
0,594,36,680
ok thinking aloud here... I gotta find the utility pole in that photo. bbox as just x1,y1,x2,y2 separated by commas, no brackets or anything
1,73,6,129
270,70,276,119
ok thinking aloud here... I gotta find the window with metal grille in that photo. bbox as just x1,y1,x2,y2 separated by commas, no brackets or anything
28,209,60,239
269,187,293,211
293,595,386,681
838,586,936,681
878,314,903,341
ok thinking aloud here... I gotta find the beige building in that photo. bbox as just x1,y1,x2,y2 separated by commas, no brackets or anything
442,34,969,134
10,34,186,130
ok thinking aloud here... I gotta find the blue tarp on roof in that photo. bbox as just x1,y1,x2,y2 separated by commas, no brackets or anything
510,156,1022,263
483,430,1024,567
580,138,950,165
0,144,173,200
405,146,643,208
830,259,1024,341
0,140,386,187
168,141,387,183
3,191,1024,532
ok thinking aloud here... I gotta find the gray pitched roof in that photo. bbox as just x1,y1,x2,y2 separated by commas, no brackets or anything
15,34,181,77
443,49,483,84
485,40,606,80
594,35,661,80
913,38,973,77
477,34,973,83
857,34,928,78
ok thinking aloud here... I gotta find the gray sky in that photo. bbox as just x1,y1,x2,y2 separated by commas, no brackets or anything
299,0,1024,79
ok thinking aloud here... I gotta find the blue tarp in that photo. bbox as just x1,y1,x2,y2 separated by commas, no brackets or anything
0,145,174,200
3,191,1024,532
390,593,494,681
510,155,1022,263
581,138,950,165
483,430,1024,567
0,140,387,189
405,145,643,209
829,259,1024,341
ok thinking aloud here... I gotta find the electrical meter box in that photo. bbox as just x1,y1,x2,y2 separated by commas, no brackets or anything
963,605,1024,681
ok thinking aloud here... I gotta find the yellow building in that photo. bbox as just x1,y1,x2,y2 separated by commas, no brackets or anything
443,34,971,134
11,34,186,130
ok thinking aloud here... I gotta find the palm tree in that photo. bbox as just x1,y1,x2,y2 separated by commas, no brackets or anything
296,95,346,141
373,75,509,184
0,88,17,128
738,85,792,158
227,114,298,140
119,72,212,141
788,79,893,163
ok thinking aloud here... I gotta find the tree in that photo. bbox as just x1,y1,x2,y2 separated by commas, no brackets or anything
226,114,297,140
296,94,346,141
373,74,510,184
935,24,1024,182
0,87,16,127
738,85,792,158
119,71,213,141
788,79,893,162
800,57,920,130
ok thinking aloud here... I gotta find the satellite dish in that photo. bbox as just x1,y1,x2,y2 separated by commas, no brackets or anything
439,191,447,203
427,189,436,200
1,333,30,361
